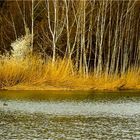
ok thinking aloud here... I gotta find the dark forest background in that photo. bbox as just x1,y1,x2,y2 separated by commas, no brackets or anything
0,0,140,75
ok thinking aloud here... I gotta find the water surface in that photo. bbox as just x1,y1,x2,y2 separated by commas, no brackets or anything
0,90,140,139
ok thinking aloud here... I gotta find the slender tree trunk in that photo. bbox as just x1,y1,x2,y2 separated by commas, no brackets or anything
31,0,34,53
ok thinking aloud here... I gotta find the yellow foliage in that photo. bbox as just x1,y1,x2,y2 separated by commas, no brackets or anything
0,56,140,91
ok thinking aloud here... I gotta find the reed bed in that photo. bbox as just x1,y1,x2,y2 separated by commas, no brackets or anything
0,56,139,91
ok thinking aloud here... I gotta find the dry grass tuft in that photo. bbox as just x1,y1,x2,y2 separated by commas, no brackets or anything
0,56,140,91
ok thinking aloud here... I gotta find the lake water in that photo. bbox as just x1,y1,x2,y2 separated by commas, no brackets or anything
0,90,140,139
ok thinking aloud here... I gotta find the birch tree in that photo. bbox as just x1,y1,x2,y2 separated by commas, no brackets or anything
45,0,66,63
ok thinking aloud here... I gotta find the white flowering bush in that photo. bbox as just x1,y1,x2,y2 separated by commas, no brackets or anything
11,33,32,59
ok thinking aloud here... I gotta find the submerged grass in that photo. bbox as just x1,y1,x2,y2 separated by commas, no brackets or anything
0,56,140,91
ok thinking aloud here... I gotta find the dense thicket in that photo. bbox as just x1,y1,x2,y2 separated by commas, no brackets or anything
0,0,140,75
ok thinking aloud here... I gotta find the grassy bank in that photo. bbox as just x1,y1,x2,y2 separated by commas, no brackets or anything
0,56,140,91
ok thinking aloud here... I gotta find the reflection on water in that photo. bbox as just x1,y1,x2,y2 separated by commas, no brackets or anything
0,90,140,139
0,100,140,116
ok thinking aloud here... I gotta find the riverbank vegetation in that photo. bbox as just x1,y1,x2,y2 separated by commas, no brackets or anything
0,56,140,90
0,0,140,91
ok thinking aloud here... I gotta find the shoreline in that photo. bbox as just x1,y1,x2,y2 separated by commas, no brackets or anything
1,84,140,92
